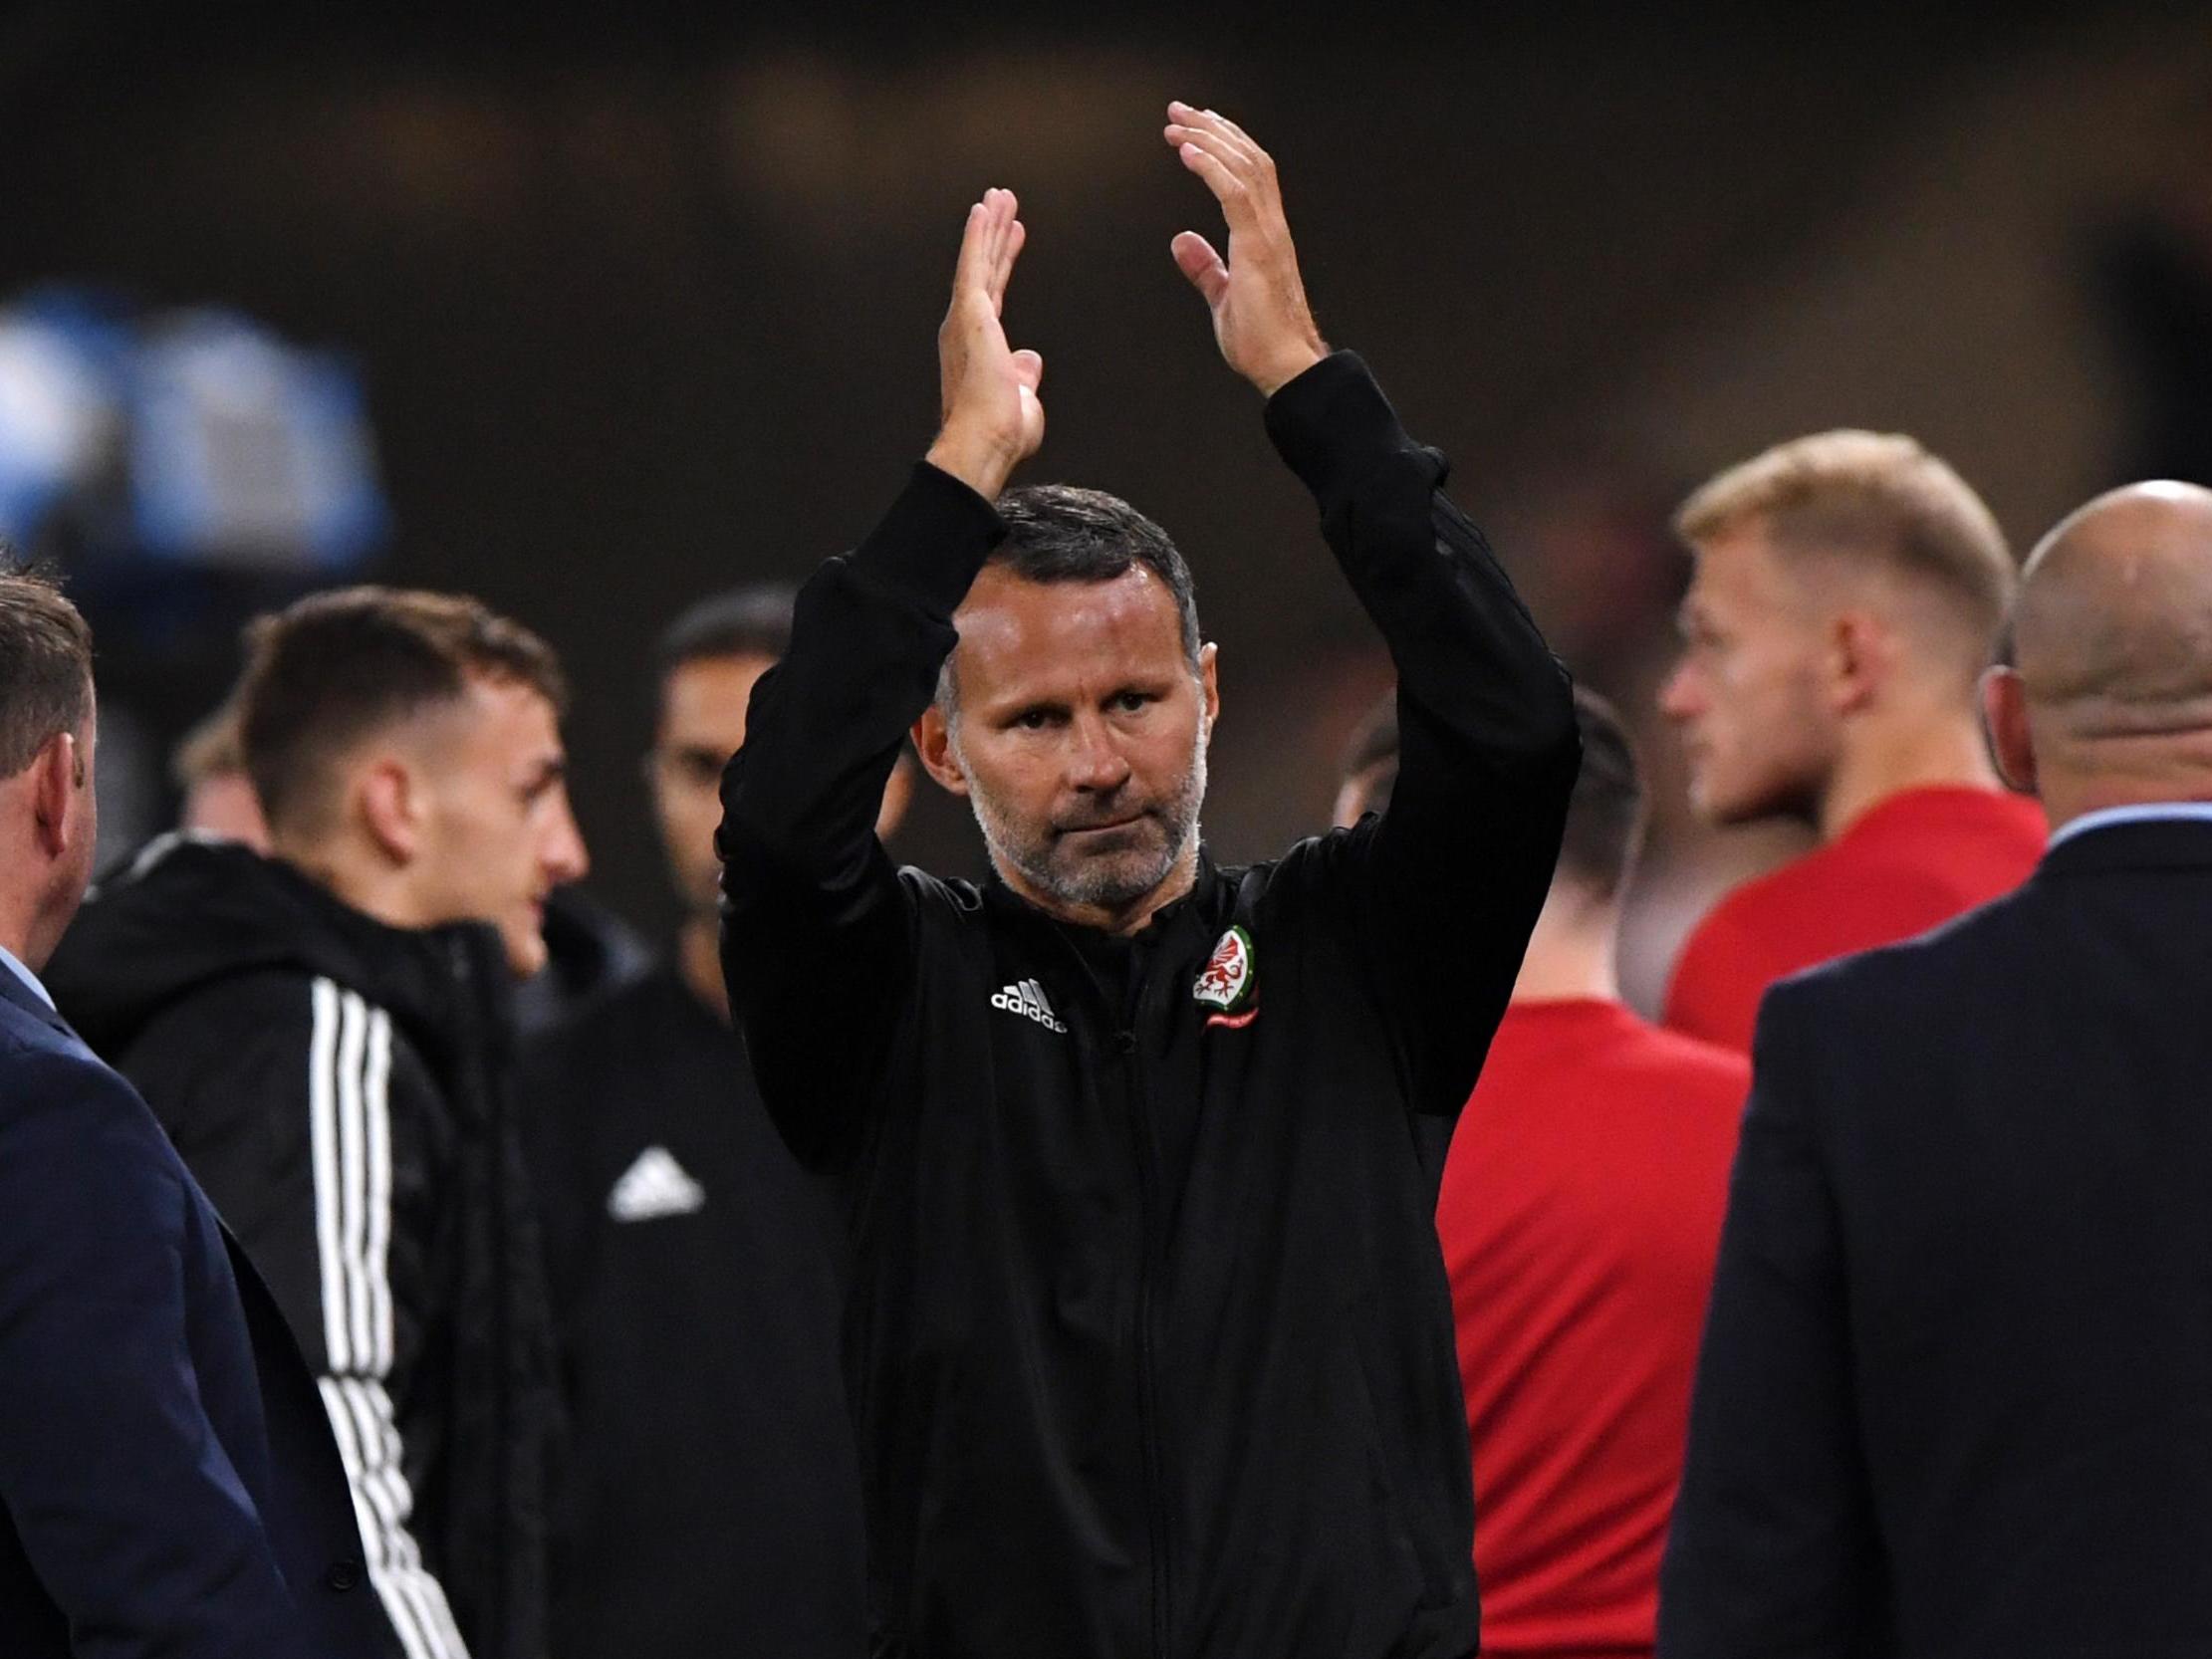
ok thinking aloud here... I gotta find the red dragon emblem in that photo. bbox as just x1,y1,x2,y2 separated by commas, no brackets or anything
1192,926,1255,1025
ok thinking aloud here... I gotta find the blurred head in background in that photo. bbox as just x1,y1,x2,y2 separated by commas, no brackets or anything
238,586,587,977
171,693,270,852
1659,431,2014,836
1984,480,2212,827
1337,686,1643,1002
0,564,98,969
650,584,910,928
1333,696,1402,829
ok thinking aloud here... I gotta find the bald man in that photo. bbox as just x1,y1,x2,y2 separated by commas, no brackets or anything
1657,480,2212,1658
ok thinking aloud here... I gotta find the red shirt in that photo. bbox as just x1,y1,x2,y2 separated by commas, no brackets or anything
1663,785,2047,1053
1439,1000,1747,1659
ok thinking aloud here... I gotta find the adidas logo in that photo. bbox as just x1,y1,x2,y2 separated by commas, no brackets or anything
989,978,1067,1034
608,1146,707,1223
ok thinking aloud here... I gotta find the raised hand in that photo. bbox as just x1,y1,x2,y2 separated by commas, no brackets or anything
1164,104,1329,397
925,187,1045,501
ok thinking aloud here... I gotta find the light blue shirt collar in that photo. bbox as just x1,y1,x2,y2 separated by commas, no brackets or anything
0,942,54,1012
2047,801,2212,850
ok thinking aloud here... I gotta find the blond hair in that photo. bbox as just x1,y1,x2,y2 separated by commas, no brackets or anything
1677,431,2015,662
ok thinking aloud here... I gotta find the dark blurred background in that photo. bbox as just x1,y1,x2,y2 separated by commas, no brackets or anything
7,0,2212,1009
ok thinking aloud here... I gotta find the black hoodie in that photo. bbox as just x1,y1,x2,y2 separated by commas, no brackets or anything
719,353,1580,1659
47,836,554,1659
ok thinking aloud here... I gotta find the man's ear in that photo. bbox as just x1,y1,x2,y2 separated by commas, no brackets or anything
1980,665,2038,795
358,757,424,863
30,733,78,858
1826,610,1891,717
1198,642,1220,739
911,705,971,799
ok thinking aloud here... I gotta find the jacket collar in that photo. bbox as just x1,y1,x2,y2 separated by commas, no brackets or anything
0,954,71,1038
2037,816,2212,879
46,834,512,1073
980,850,1225,955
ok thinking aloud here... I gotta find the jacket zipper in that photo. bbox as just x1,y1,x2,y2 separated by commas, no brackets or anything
452,935,512,1659
1117,1022,1170,1659
1057,926,1172,1659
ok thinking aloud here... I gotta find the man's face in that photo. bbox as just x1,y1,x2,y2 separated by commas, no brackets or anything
407,676,589,977
922,564,1217,919
1659,524,1839,826
650,653,776,919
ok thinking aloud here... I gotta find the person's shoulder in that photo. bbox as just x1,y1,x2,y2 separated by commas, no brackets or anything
123,962,326,1066
1222,826,1342,913
1623,1014,1754,1099
1537,1002,1751,1123
1695,836,1851,938
1664,856,1815,1025
1761,878,2034,1046
0,1004,92,1078
0,1018,163,1145
1846,789,2045,885
520,964,691,1072
898,864,984,914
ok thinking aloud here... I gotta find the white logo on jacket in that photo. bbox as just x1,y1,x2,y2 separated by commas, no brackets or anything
990,978,1068,1034
608,1146,707,1222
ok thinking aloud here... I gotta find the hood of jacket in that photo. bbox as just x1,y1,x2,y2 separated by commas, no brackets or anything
47,832,509,1072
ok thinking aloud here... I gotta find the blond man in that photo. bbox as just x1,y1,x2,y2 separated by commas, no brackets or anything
1658,431,2044,1051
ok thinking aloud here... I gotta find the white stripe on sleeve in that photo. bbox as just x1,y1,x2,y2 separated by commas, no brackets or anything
337,990,374,1369
365,1006,396,1375
309,978,351,1372
308,985,470,1659
320,1376,447,1659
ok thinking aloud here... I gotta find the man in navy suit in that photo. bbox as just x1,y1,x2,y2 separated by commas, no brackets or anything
0,564,391,1658
1659,480,2212,1657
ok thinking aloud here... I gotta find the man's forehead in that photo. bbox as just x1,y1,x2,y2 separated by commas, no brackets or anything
1686,521,1848,616
411,671,563,760
660,652,775,737
955,564,1182,655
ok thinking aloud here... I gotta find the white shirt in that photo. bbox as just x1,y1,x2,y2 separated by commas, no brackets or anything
0,941,55,1011
2047,801,2212,850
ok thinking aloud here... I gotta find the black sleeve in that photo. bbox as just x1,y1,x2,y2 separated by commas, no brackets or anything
1269,353,1579,1114
1656,982,1882,1657
0,1044,303,1656
123,983,333,1364
717,463,1007,1168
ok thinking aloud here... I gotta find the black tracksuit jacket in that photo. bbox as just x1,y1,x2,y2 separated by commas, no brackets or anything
718,352,1579,1659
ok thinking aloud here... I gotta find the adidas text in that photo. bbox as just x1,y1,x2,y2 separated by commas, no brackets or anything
990,978,1068,1034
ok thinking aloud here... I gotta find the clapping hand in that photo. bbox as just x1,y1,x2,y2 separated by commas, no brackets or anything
925,188,1046,501
1165,103,1329,397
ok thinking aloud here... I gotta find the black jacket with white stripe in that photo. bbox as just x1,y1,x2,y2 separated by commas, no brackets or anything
719,353,1580,1659
48,839,556,1659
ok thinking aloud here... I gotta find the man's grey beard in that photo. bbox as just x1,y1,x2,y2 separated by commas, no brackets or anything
958,720,1208,915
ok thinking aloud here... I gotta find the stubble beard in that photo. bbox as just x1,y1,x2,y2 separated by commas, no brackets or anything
962,723,1209,916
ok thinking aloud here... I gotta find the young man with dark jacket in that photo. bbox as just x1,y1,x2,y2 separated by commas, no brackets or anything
48,588,588,1659
521,588,906,1659
718,107,1580,1659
